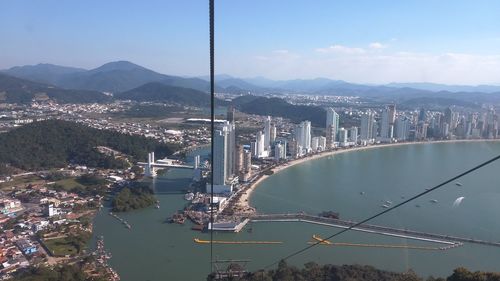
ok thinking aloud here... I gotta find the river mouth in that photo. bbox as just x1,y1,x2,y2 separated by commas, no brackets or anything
92,142,500,280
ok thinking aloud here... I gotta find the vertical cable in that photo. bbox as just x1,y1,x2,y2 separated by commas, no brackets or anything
209,0,215,272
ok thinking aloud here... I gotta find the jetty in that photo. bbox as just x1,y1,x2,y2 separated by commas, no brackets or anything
109,212,132,229
309,235,463,250
250,213,500,247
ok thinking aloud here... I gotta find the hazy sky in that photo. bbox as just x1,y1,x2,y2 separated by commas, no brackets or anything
1,0,500,85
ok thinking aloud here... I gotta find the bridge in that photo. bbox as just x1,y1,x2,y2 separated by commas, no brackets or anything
138,152,202,178
249,213,500,247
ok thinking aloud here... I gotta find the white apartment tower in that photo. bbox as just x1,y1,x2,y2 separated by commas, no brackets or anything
360,112,375,141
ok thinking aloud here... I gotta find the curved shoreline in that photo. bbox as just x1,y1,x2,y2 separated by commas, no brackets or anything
236,139,500,212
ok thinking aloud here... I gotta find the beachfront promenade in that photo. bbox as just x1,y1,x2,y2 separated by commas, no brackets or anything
250,213,500,247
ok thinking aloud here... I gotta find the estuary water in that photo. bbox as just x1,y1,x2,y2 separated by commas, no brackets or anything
92,141,500,280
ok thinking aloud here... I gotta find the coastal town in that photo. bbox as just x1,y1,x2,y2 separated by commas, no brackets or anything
0,91,499,279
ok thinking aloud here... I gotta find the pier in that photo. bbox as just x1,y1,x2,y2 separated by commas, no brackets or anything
309,235,463,251
109,212,132,229
250,213,500,247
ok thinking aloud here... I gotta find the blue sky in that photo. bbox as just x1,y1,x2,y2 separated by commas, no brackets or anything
1,0,500,84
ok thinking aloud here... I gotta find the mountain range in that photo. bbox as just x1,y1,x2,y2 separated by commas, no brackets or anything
1,61,500,107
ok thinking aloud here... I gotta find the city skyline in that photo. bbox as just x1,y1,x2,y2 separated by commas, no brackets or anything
2,1,500,84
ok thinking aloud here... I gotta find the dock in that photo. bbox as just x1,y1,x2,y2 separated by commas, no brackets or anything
250,213,500,247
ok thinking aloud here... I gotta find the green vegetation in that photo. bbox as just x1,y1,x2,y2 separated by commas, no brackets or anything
112,182,156,212
0,174,43,189
12,263,106,281
0,73,110,104
0,120,176,170
42,231,91,257
52,174,108,196
233,96,326,127
208,261,500,281
115,82,223,106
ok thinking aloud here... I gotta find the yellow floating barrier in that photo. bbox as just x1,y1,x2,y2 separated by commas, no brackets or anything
194,238,282,244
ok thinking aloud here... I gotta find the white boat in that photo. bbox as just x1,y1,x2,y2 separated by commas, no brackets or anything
455,182,463,186
385,200,392,205
430,199,438,203
381,204,390,208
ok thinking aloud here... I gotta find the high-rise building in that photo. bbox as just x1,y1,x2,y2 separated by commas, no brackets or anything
380,107,394,141
326,126,336,149
274,143,286,160
444,107,453,126
415,122,428,140
360,112,375,141
264,116,272,151
226,107,236,176
238,150,252,182
288,139,299,159
388,104,396,126
418,108,426,122
349,127,358,143
235,145,244,174
311,137,320,151
213,124,230,185
318,136,327,150
256,131,266,158
227,105,235,123
295,121,311,154
338,128,348,145
395,116,410,141
326,108,340,130
270,124,277,143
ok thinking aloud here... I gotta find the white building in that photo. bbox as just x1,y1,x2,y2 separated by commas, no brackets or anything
338,128,349,146
395,116,410,141
295,121,311,155
349,127,358,143
360,112,375,141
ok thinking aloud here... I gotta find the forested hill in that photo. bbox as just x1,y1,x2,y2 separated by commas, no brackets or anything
0,73,111,104
233,96,327,127
0,120,176,171
114,82,223,106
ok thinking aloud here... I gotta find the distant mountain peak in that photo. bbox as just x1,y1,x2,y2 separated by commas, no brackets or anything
90,61,147,73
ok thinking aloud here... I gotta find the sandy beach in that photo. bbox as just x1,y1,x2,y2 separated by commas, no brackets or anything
235,139,500,212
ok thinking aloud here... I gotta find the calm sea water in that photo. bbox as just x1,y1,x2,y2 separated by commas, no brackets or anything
92,141,500,281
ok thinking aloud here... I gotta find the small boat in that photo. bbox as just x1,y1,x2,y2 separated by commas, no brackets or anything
455,182,463,186
385,200,392,205
430,199,438,203
359,191,365,195
381,204,390,208
415,204,421,208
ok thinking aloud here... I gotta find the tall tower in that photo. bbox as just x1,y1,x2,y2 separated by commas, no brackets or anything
263,116,271,151
235,145,244,174
226,106,236,177
326,108,340,134
360,112,375,140
213,125,229,185
296,121,311,153
380,107,393,141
